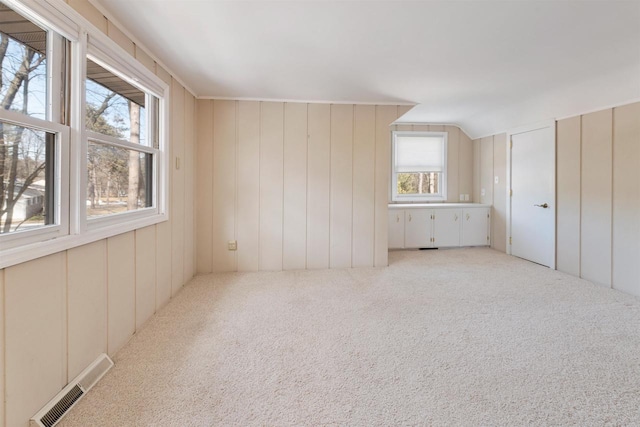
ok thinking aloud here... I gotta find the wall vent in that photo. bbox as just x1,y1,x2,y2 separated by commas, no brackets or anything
30,354,114,427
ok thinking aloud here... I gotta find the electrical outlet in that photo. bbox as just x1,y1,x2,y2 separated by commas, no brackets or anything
228,241,237,251
459,194,464,201
464,194,470,201
481,188,486,196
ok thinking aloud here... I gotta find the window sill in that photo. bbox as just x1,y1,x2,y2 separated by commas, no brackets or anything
0,212,168,269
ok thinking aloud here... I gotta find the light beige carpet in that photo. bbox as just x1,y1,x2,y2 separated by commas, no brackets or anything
60,248,640,426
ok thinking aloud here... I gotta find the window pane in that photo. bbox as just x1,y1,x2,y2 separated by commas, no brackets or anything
0,4,48,120
87,141,152,218
395,136,443,172
85,59,147,145
0,122,54,233
397,172,440,195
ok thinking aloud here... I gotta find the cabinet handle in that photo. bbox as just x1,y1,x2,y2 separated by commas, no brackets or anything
396,214,400,223
466,213,470,221
454,214,458,221
408,214,412,221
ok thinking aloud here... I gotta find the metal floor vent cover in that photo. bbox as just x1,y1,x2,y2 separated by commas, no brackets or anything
30,354,113,427
39,385,83,427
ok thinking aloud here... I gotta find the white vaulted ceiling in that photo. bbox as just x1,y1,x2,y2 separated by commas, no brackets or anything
93,0,640,138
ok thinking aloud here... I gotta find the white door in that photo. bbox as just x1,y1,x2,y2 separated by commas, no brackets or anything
510,124,555,267
461,208,489,246
404,209,432,248
388,210,405,249
432,209,461,247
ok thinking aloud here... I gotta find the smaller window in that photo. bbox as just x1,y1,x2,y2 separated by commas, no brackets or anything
392,131,447,202
84,55,159,225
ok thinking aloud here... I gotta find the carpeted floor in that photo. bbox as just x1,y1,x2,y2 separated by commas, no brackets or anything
60,248,640,426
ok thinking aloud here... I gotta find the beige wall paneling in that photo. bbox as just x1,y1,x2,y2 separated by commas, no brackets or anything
156,221,172,309
556,116,582,276
473,139,481,202
307,103,332,269
581,109,613,287
135,226,157,330
374,106,399,266
134,45,155,73
480,136,494,205
107,232,136,355
155,63,172,86
612,103,640,296
458,131,473,199
196,100,214,273
492,133,507,252
171,81,185,295
68,0,107,33
5,253,65,427
106,21,134,56
330,104,354,268
237,101,261,271
445,126,460,202
183,92,196,281
352,105,376,267
259,102,285,270
212,100,238,272
67,241,107,380
283,102,308,270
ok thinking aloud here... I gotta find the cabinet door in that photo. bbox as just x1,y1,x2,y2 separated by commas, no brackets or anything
433,208,462,247
404,209,432,248
461,208,490,246
388,210,405,249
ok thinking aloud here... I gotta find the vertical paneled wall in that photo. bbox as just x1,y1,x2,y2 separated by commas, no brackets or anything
196,101,418,272
0,2,198,426
473,133,508,252
477,102,640,296
557,102,640,293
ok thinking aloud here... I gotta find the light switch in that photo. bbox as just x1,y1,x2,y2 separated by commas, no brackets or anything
228,241,237,251
481,188,486,196
459,194,464,201
464,194,470,201
494,176,499,184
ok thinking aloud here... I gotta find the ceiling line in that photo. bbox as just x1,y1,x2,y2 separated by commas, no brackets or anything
89,0,197,98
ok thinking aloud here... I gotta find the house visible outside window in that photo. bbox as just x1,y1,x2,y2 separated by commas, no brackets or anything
391,131,447,202
0,0,169,267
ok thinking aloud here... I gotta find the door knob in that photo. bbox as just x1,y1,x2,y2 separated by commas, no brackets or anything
534,203,549,208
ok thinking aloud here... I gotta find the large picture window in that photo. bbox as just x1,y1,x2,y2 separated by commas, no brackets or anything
0,3,69,250
392,131,447,202
0,0,169,267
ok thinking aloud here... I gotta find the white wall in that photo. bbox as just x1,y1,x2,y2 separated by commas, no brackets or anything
0,2,198,425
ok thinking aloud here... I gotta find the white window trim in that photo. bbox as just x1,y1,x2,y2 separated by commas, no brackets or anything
0,111,70,250
0,0,170,269
391,131,448,202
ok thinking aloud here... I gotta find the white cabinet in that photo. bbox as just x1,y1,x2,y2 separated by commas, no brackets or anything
388,210,405,249
404,209,431,248
388,204,490,249
461,207,490,246
432,208,462,247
